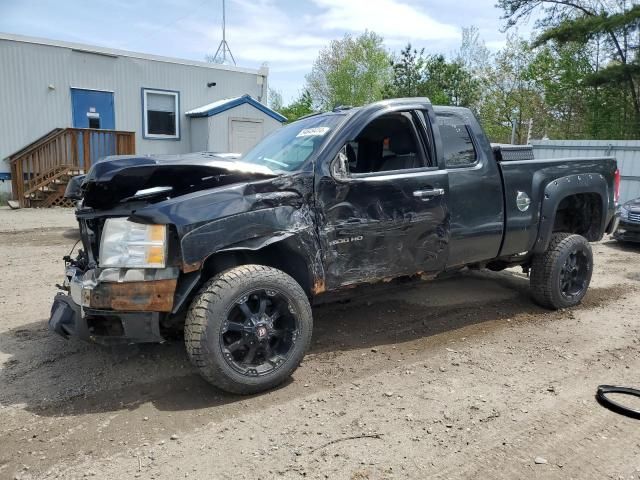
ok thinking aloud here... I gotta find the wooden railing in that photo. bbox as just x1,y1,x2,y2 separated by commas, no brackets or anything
9,128,135,207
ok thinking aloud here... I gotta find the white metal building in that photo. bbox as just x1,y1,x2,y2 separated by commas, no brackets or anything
0,32,285,202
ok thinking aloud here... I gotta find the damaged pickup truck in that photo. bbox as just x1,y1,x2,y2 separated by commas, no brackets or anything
50,98,620,394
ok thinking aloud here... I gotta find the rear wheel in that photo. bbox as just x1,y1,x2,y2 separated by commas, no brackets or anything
530,233,593,310
185,265,313,394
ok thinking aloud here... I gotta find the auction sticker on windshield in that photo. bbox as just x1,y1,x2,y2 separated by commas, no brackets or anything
296,127,330,137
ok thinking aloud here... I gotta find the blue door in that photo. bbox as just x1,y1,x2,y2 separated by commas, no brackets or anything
71,89,116,168
71,89,115,129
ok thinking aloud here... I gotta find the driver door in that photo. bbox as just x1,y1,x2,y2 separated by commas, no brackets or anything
315,109,450,290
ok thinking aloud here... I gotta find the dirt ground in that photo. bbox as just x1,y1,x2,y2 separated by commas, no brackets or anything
1,207,640,480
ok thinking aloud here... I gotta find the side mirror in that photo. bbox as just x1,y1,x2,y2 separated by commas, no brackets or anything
331,146,349,180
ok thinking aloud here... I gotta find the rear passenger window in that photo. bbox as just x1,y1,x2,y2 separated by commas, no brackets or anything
436,114,477,168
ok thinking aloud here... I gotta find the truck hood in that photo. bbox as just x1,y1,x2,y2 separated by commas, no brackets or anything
79,152,279,209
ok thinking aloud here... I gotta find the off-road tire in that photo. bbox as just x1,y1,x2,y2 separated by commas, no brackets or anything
530,233,593,310
184,265,312,394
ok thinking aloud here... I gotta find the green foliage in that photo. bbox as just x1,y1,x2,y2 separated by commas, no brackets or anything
305,31,391,109
585,63,640,87
383,44,425,98
273,14,639,139
422,55,480,107
475,36,545,143
534,5,640,46
498,0,640,136
527,43,591,138
277,91,314,123
383,45,480,108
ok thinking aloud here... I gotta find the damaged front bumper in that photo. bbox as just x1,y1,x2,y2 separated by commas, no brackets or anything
613,219,640,243
49,265,179,345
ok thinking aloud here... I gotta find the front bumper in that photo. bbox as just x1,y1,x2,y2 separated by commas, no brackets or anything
49,266,177,344
613,219,640,243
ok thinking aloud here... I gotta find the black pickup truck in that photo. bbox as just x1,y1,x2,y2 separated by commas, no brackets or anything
50,98,619,394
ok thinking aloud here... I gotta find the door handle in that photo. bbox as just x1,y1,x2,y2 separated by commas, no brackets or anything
413,188,445,199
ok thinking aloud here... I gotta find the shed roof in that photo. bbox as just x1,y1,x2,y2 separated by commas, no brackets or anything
185,94,287,123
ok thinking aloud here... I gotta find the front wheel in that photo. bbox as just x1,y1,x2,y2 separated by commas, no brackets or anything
185,265,313,394
530,233,593,310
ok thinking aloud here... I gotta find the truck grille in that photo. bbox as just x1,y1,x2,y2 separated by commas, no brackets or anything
78,218,104,264
629,212,640,223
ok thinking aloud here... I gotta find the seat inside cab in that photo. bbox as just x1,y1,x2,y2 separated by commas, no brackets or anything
346,112,426,174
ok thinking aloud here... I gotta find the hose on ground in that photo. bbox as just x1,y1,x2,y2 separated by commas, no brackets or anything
596,385,640,420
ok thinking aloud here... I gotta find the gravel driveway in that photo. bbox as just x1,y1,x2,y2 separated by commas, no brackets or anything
1,207,639,480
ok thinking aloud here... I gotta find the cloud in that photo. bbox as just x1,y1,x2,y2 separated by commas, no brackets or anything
0,0,467,102
313,0,459,41
181,0,326,64
177,0,460,100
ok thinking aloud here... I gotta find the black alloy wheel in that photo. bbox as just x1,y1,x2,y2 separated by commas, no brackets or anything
559,248,590,300
530,232,593,310
221,289,298,377
185,265,313,395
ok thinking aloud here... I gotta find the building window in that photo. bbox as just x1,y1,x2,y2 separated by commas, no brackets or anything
142,89,179,139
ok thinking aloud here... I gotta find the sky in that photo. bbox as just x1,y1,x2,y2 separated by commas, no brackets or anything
0,0,531,103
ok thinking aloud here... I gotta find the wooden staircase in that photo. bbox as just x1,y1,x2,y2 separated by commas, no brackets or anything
9,128,135,208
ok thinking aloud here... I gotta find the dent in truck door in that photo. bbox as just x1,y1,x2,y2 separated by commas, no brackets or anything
316,109,450,289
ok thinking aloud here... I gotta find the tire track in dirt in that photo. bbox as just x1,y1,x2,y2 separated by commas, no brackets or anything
0,281,634,479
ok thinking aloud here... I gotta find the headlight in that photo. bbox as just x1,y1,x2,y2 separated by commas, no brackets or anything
100,218,167,268
618,205,629,220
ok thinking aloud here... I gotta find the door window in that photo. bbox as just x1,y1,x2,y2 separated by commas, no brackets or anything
88,115,100,129
436,114,477,168
346,111,429,175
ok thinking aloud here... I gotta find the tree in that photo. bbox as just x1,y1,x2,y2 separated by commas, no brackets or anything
456,26,491,76
383,44,426,98
305,31,392,109
279,90,314,123
421,55,480,108
527,43,588,138
498,0,640,133
268,88,283,112
383,41,479,109
476,35,547,143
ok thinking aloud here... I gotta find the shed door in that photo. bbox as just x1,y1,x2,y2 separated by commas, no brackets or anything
229,119,263,154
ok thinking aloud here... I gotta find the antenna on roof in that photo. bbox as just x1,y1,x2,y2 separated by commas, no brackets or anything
211,0,236,66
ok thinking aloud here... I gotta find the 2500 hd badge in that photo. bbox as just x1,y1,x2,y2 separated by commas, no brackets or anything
329,236,364,246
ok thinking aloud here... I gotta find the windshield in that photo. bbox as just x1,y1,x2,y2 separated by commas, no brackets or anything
242,114,344,172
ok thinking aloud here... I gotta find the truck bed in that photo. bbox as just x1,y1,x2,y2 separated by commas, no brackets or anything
498,156,617,258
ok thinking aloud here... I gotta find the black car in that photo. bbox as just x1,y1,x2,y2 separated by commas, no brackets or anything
614,197,640,242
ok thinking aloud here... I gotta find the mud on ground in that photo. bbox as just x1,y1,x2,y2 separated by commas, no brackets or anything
1,208,639,480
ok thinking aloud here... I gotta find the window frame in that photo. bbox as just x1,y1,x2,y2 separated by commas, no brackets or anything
346,110,434,180
141,88,180,140
415,110,437,168
436,113,479,169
